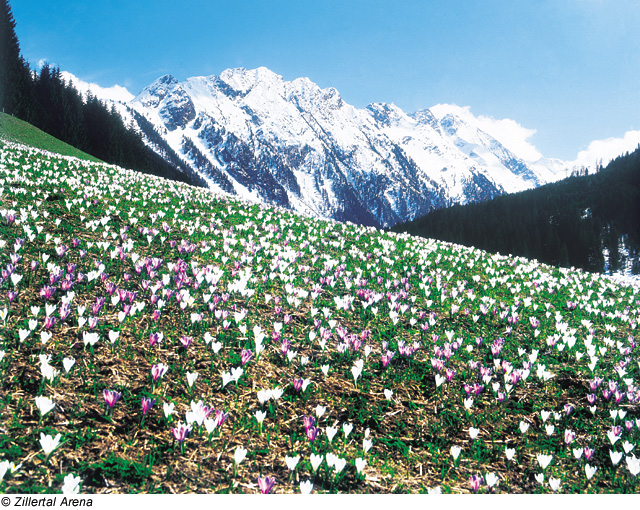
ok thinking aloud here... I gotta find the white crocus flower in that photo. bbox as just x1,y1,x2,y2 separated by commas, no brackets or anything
39,433,62,456
35,396,55,416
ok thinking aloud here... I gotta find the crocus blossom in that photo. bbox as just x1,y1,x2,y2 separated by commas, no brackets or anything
61,473,82,495
172,422,192,444
35,396,55,417
284,455,300,471
103,389,121,409
151,363,169,382
141,397,155,416
234,446,248,465
300,480,313,494
257,476,276,494
39,432,62,456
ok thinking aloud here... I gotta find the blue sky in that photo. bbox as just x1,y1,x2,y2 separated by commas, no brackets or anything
10,0,640,160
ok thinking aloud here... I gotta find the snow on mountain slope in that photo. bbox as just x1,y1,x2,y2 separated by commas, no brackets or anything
63,67,572,227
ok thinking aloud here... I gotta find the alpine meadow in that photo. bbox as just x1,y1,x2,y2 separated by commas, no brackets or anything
0,138,638,494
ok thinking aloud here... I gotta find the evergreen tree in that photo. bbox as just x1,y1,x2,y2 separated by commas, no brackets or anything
0,0,31,117
0,0,19,112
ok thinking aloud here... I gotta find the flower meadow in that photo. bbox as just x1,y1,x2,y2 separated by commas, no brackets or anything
0,140,639,494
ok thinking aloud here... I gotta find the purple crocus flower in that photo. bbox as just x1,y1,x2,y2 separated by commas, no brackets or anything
292,378,303,392
306,426,319,443
381,350,394,368
584,447,595,461
257,476,276,494
44,316,56,330
469,474,483,493
149,332,163,347
564,429,576,445
59,303,71,322
180,335,193,349
151,363,169,382
103,389,122,409
241,349,253,365
92,297,105,315
215,410,229,427
302,416,316,431
40,286,55,300
172,422,191,444
141,397,155,416
49,270,61,286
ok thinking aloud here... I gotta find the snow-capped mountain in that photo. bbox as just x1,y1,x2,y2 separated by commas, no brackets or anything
82,67,569,227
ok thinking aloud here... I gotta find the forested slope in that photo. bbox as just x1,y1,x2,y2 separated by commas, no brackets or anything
395,147,640,275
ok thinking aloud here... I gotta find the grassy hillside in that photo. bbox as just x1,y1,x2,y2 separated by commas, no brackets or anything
0,112,102,163
0,139,638,494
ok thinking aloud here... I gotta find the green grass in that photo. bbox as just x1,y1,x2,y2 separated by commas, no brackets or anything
0,113,102,163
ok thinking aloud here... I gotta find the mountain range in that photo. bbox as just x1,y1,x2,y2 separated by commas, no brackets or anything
65,67,571,228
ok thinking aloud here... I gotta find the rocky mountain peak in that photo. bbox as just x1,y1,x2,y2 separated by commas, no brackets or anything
117,66,567,227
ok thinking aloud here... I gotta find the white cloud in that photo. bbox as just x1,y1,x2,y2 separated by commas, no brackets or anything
476,116,542,162
430,104,543,162
60,71,134,104
569,130,640,170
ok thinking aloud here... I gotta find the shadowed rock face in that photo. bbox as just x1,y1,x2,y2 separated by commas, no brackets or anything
127,68,562,228
159,87,196,131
